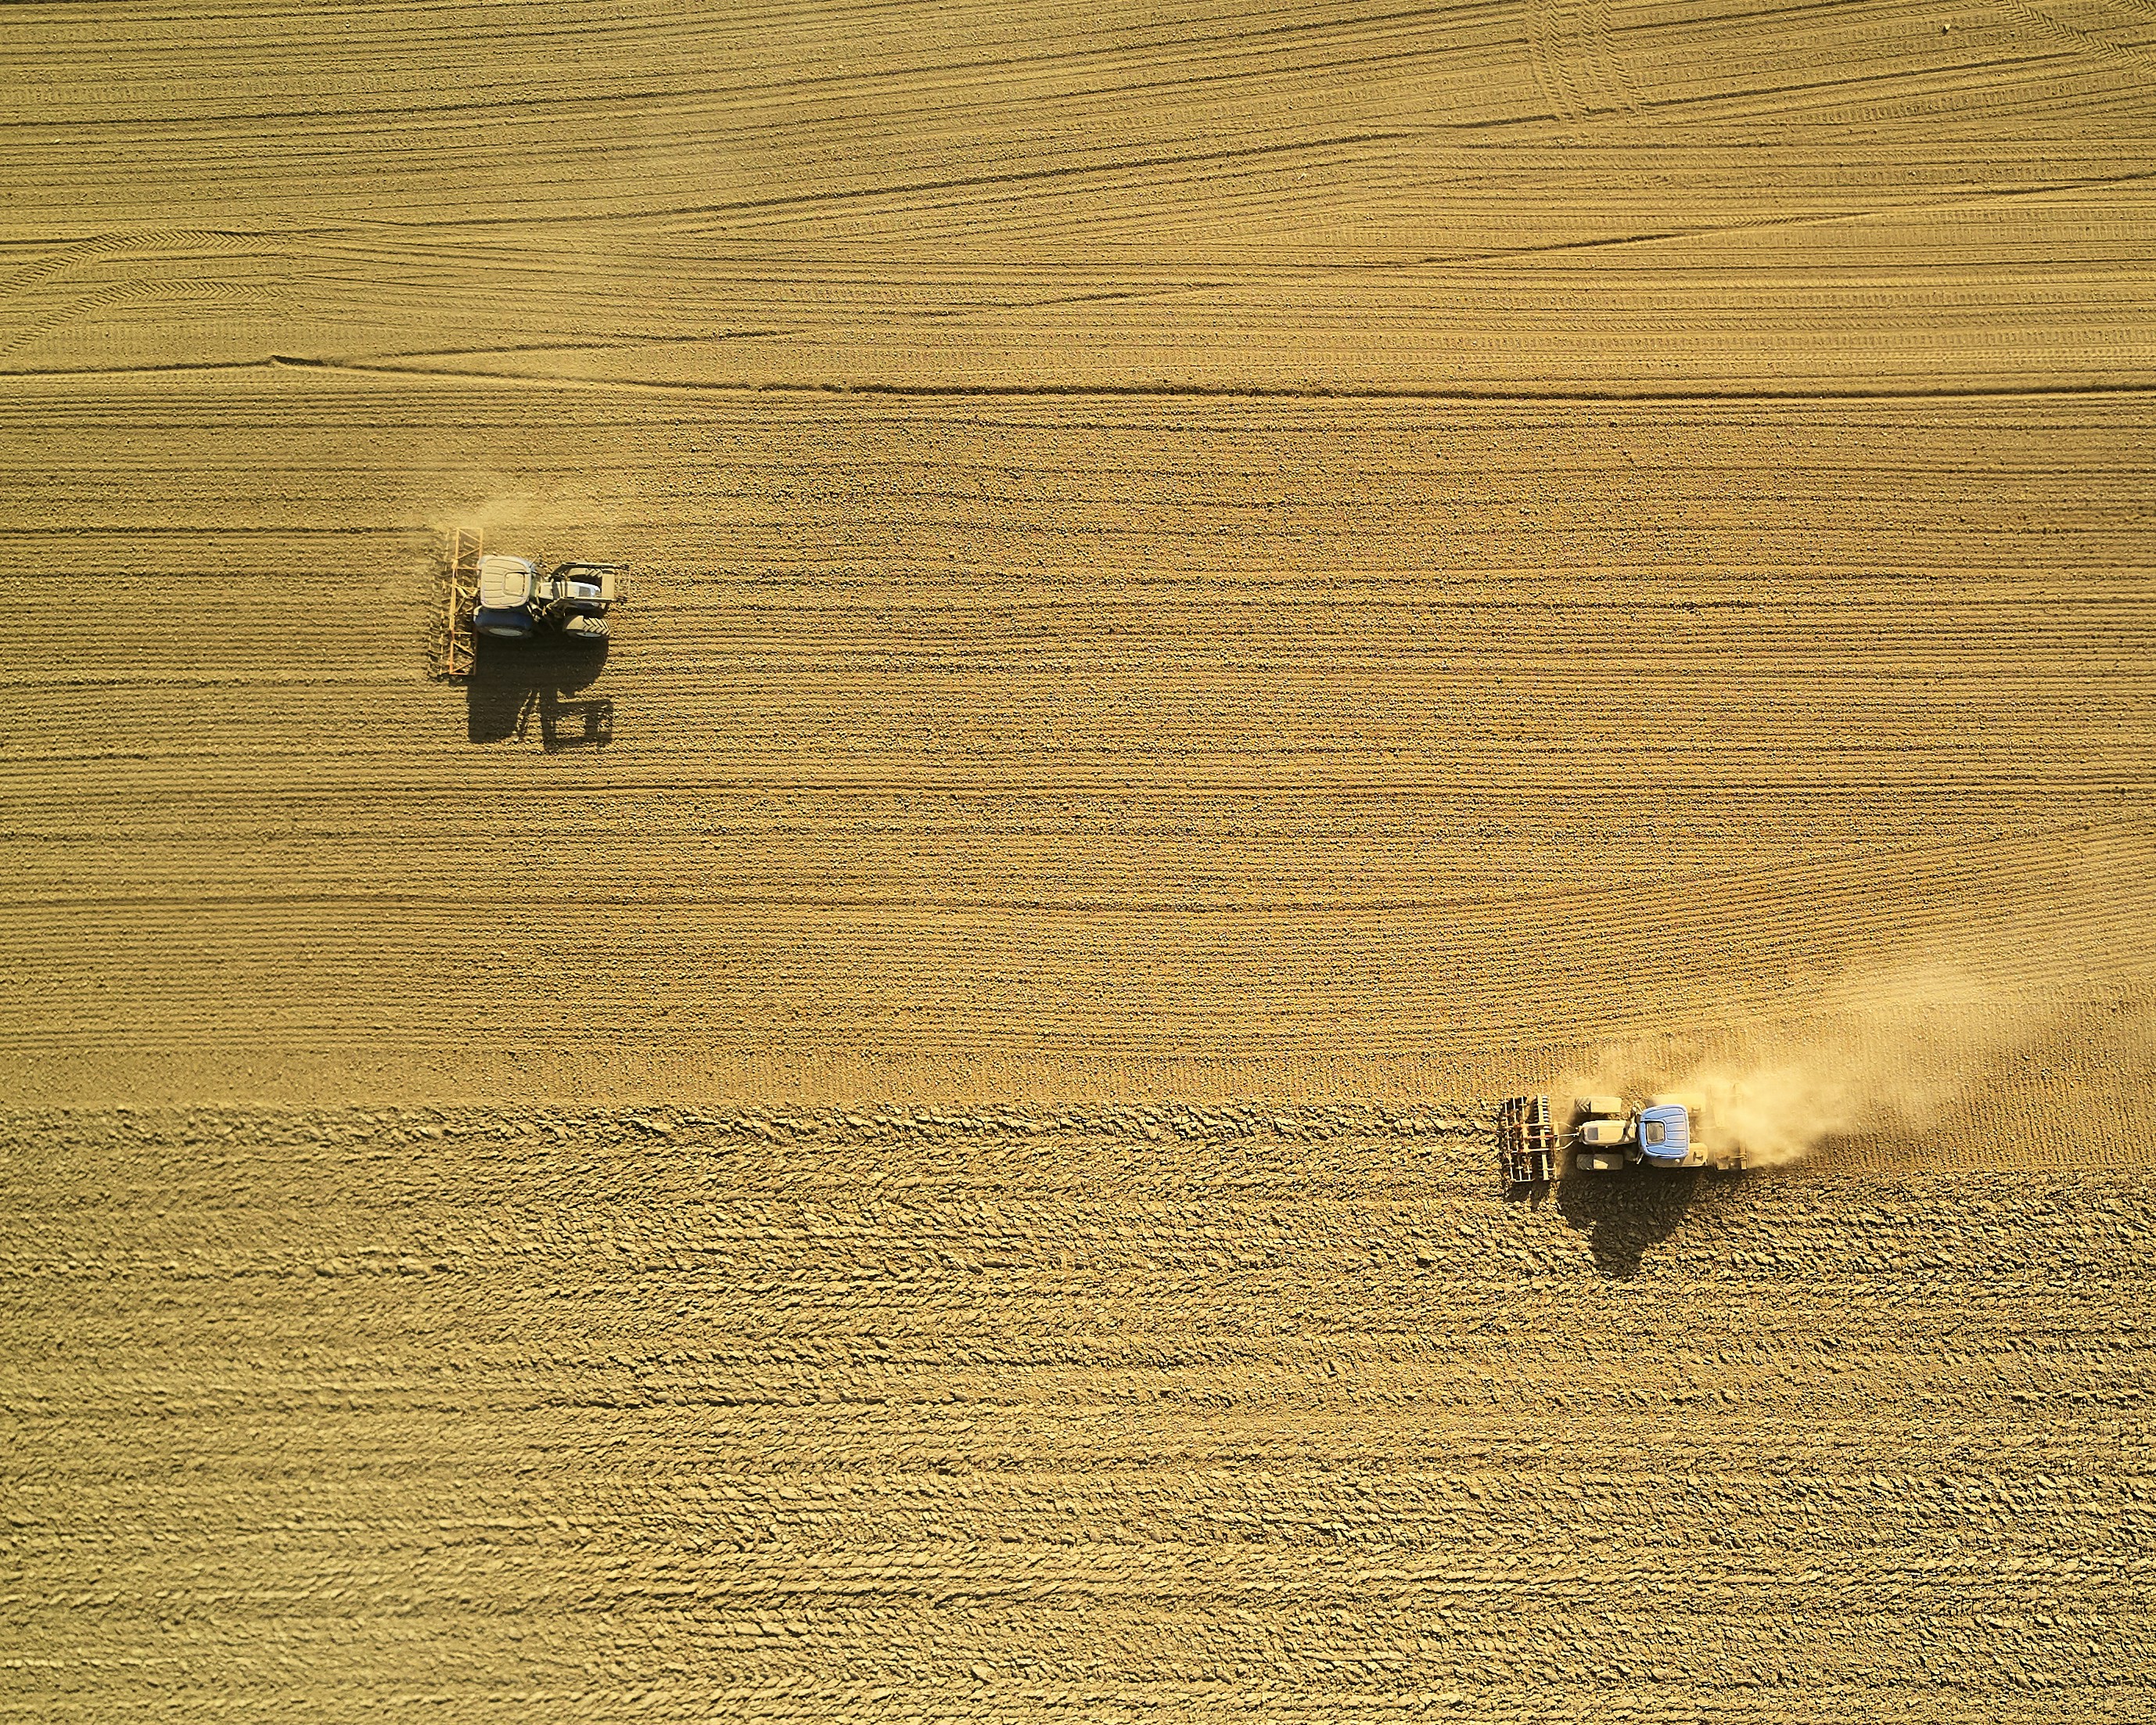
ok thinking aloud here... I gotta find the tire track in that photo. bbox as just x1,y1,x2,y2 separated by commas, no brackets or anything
1523,0,1637,122
0,229,289,367
2000,0,2156,74
0,228,259,310
0,277,283,366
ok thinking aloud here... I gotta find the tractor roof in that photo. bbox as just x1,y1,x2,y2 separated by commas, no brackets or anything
476,555,536,609
1637,1102,1691,1163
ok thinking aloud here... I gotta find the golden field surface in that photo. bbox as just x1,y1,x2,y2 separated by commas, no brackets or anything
5,1106,2154,1720
4,0,2155,1716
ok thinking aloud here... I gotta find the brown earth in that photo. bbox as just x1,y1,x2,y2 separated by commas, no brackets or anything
3,0,2154,1717
7,1106,2154,1720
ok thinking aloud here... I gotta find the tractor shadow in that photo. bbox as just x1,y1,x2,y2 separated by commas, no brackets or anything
466,636,614,751
1554,1166,1746,1280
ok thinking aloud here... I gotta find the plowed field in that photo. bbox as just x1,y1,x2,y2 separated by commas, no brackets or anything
9,1107,2155,1720
5,0,2154,1717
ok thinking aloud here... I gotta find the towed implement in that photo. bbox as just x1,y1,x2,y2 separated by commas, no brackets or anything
1497,1092,1746,1188
1494,1094,1558,1186
436,528,626,677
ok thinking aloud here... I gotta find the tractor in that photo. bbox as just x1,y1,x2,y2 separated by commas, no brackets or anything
436,528,624,677
1497,1092,1745,1188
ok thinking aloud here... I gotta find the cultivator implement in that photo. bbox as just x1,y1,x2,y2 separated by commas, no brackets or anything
436,527,482,679
1496,1094,1558,1188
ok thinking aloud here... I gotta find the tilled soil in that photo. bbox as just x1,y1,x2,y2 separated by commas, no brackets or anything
5,0,2155,1715
9,384,2155,1115
5,1108,2151,1721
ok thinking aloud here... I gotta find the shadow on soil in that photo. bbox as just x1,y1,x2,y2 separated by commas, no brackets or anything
467,636,614,751
1555,1168,1748,1280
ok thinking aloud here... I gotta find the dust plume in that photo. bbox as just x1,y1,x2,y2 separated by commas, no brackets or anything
1558,964,2072,1166
426,483,573,544
419,483,633,586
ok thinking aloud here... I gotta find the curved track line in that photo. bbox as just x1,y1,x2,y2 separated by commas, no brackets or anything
0,230,258,313
2000,0,2156,73
0,278,282,365
1523,0,1637,121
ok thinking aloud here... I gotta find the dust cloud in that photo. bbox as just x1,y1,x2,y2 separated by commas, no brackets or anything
426,485,576,546
1559,965,2073,1166
422,484,638,587
448,488,549,539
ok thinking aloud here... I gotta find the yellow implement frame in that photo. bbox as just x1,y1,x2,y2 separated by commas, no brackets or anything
436,528,482,678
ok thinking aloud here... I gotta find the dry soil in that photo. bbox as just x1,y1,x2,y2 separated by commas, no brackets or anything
4,0,2154,1717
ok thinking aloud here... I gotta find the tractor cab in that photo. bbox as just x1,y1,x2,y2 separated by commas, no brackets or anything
1635,1101,1691,1165
473,554,541,639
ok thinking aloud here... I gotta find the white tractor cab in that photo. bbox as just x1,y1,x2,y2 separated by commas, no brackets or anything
1569,1094,1744,1173
473,555,620,644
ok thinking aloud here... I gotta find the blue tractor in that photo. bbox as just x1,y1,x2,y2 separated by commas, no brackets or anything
1498,1093,1745,1187
437,529,625,678
474,554,620,644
